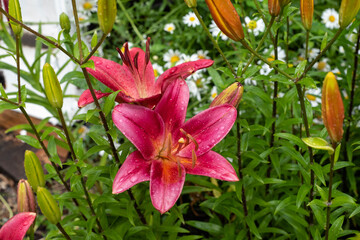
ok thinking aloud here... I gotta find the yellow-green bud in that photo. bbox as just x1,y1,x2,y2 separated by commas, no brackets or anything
59,12,71,33
339,0,360,29
97,0,117,34
37,187,61,224
17,179,36,213
24,150,45,192
8,0,22,35
210,82,243,108
43,63,63,108
184,0,197,8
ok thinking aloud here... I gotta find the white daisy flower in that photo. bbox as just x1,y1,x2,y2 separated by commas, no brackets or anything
163,49,183,68
196,50,209,60
245,17,265,36
180,53,198,63
347,30,358,43
314,58,330,72
210,86,218,100
307,48,320,61
263,47,286,62
183,12,200,27
80,0,96,11
209,20,228,41
339,46,345,54
244,78,257,85
321,9,339,29
260,63,272,75
305,88,321,107
186,80,202,101
152,63,164,78
164,23,176,34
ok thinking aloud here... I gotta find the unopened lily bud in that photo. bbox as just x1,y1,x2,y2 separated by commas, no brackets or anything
37,187,61,224
279,0,291,8
210,82,243,108
184,0,197,8
268,0,281,17
205,0,244,41
24,150,45,192
300,0,314,31
43,63,63,108
17,179,36,213
97,0,117,34
339,0,360,29
322,72,344,143
8,0,22,35
59,12,71,33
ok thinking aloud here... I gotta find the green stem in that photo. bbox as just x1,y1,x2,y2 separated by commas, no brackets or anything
71,0,84,62
240,40,294,81
15,35,21,103
0,194,13,218
241,16,275,77
325,143,336,240
253,0,275,42
83,34,107,63
56,223,71,240
192,7,237,77
285,17,289,64
305,30,310,61
117,0,144,42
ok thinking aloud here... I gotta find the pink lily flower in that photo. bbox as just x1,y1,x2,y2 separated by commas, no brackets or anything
0,212,36,240
78,38,214,108
112,78,238,213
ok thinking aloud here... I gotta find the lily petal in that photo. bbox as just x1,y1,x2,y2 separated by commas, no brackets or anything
112,104,165,159
78,89,111,108
112,151,151,194
183,151,239,181
156,59,214,92
178,104,237,158
155,78,189,134
0,212,36,240
87,56,139,98
150,159,186,214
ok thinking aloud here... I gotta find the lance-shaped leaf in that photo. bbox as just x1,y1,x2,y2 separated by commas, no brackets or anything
0,212,36,240
302,137,334,154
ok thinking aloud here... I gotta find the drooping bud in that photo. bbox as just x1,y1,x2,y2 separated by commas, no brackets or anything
210,82,243,108
339,0,360,29
8,0,22,35
268,0,281,17
184,0,197,8
205,0,244,41
43,63,63,108
300,0,314,31
37,187,61,224
279,0,291,8
97,0,117,34
0,212,36,240
322,72,344,143
59,12,71,33
17,179,36,213
24,150,45,192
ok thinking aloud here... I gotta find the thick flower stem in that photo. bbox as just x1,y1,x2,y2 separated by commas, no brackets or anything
71,0,84,61
117,0,144,42
325,143,337,240
237,120,251,240
0,7,79,64
127,189,146,225
57,108,106,238
192,7,237,77
56,223,71,240
15,35,21,104
305,30,310,61
241,16,275,77
239,40,294,81
253,0,275,42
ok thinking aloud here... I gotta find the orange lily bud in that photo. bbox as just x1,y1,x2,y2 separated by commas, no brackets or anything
300,0,314,31
210,82,243,108
279,0,291,8
339,0,360,29
184,0,197,8
205,0,244,41
322,72,344,143
17,179,36,213
268,0,281,17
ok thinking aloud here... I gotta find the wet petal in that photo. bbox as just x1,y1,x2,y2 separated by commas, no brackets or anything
150,159,186,214
112,104,165,159
156,59,214,92
112,151,151,194
183,151,238,181
0,212,36,240
78,89,111,108
178,104,237,157
155,78,189,134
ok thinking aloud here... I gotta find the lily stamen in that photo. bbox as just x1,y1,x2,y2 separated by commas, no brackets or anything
192,149,197,168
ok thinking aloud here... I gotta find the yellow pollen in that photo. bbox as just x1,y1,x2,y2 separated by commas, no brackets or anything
211,92,217,98
288,63,294,68
306,94,316,101
198,55,205,59
170,55,180,63
79,17,85,21
78,127,85,134
189,17,195,22
154,69,159,77
329,15,335,22
167,26,174,31
268,55,275,62
83,2,93,10
248,20,257,30
178,138,185,144
298,56,305,61
195,78,203,87
317,61,326,70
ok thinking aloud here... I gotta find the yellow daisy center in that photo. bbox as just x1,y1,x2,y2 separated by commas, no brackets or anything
317,61,326,70
154,69,159,77
248,20,257,30
306,94,316,101
170,55,180,63
79,17,85,21
195,78,203,87
198,55,205,59
211,92,217,98
329,15,335,22
83,2,93,10
167,26,174,31
268,55,275,62
190,17,196,22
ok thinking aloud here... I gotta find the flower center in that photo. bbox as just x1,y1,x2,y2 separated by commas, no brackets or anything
268,55,275,62
83,2,93,10
317,61,326,70
190,17,196,22
211,92,217,98
154,69,159,77
248,20,257,30
198,55,205,59
306,94,316,101
170,55,180,63
195,78,203,87
329,15,335,22
167,26,174,31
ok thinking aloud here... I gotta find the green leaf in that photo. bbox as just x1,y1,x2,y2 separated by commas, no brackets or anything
298,77,317,88
36,36,58,48
246,217,262,239
329,216,344,240
321,32,328,51
296,185,311,208
311,163,326,186
16,135,41,149
81,60,95,69
274,197,292,215
47,136,62,167
74,40,90,60
186,221,222,235
208,67,225,88
295,60,307,78
0,84,8,98
302,137,334,154
334,143,341,164
91,31,98,49
104,90,120,116
274,133,307,149
349,206,360,218
331,196,356,208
